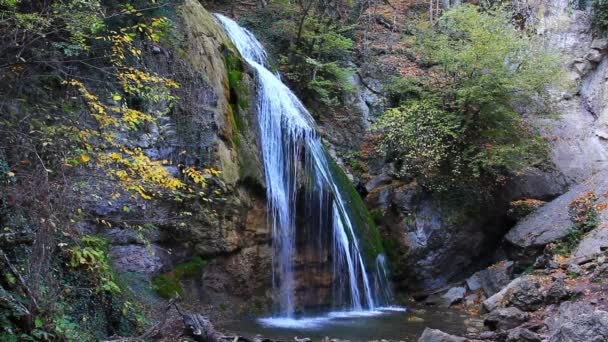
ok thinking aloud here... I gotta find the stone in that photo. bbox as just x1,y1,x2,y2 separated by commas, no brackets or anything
483,277,525,312
109,244,170,274
466,273,482,291
484,307,529,331
591,38,608,50
477,261,514,297
442,287,467,306
505,172,608,251
546,301,608,341
586,49,604,63
506,327,541,342
364,172,392,193
573,60,593,75
566,263,581,276
571,226,608,264
545,279,570,304
508,278,544,312
417,328,468,342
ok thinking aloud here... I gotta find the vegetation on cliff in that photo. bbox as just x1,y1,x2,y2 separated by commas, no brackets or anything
0,0,223,339
375,5,561,199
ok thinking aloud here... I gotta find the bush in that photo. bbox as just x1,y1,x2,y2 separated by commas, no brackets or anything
376,5,561,199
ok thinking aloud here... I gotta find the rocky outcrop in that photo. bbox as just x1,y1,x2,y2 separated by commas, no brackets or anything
505,171,608,258
418,328,468,342
545,301,608,341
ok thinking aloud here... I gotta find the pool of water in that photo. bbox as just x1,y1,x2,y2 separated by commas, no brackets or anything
220,305,469,341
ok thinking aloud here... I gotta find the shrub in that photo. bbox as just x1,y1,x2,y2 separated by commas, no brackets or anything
376,5,561,199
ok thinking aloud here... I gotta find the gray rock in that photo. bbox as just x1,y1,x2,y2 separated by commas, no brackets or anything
483,277,525,312
586,49,604,63
105,227,161,245
442,287,467,306
505,172,608,250
545,279,570,304
509,278,544,312
506,327,541,342
592,38,608,50
546,301,608,342
571,226,608,264
364,172,392,193
477,261,514,297
566,263,581,276
484,307,529,331
418,327,467,342
466,272,482,291
573,60,593,75
109,244,170,274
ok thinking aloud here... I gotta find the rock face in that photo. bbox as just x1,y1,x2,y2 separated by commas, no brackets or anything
418,328,468,342
545,301,608,341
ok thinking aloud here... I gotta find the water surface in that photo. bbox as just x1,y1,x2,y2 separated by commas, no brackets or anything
221,305,468,341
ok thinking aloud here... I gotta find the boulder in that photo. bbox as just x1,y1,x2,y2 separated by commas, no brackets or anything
418,328,468,342
483,277,525,312
545,279,571,304
506,327,541,342
466,272,482,291
505,172,608,251
571,226,608,264
484,307,529,331
441,287,467,306
477,261,514,296
508,278,544,312
546,301,608,341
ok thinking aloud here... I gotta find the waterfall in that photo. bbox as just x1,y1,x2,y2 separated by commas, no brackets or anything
215,14,391,318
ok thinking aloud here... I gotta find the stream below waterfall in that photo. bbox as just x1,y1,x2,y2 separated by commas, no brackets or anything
220,305,468,341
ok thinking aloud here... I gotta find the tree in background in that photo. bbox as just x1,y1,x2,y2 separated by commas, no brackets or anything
376,4,562,199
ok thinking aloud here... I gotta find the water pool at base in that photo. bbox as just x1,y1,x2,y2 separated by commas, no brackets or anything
220,305,469,341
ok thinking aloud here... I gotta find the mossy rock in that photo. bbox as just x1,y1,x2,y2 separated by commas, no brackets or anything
152,257,206,299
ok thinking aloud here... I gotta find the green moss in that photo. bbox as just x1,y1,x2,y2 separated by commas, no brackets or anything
326,154,384,265
152,274,183,299
152,257,206,299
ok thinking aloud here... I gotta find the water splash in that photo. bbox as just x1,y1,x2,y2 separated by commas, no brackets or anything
215,14,392,318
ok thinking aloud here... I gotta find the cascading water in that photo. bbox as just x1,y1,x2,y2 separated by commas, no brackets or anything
215,14,392,320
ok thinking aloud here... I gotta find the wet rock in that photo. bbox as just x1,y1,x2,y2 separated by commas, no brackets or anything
484,307,529,331
418,327,468,342
546,301,608,341
506,327,541,342
477,261,514,296
442,287,467,306
508,278,544,312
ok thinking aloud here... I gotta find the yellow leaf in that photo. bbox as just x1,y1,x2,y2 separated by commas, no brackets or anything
79,154,91,163
112,94,122,101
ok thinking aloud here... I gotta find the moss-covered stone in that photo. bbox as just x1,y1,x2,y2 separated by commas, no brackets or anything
152,257,206,299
